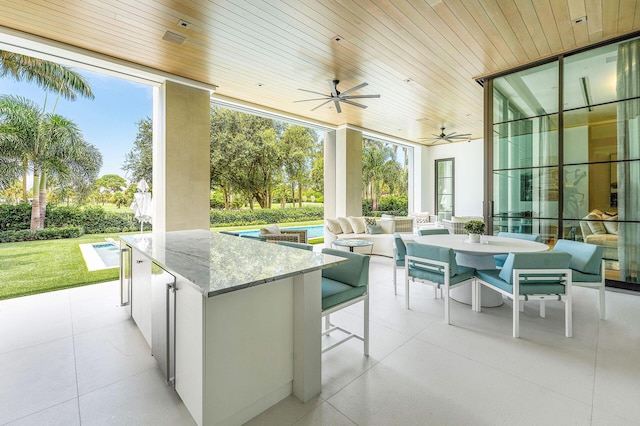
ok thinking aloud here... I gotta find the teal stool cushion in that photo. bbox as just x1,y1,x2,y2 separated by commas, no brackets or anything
393,232,406,266
321,278,367,310
321,248,369,288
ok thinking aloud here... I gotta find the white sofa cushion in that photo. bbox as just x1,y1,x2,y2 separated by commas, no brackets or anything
337,217,353,234
348,216,367,234
326,218,343,234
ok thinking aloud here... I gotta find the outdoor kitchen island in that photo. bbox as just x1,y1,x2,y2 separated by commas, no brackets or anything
120,229,345,426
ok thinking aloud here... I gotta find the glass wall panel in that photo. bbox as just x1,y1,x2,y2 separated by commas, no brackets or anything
563,42,624,110
492,218,559,244
493,115,558,169
493,167,559,218
435,158,454,221
493,61,558,122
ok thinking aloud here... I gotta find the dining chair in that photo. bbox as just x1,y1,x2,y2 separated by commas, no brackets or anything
276,240,313,250
405,243,476,324
552,239,605,319
321,248,370,355
475,252,573,338
392,232,406,295
494,232,542,268
417,228,450,236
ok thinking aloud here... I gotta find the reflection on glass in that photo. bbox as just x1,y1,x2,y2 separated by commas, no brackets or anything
493,168,559,218
492,218,558,244
435,158,454,220
494,61,559,121
493,115,558,169
562,164,612,220
563,42,618,110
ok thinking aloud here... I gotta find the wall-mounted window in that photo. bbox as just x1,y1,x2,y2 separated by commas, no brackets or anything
435,158,454,221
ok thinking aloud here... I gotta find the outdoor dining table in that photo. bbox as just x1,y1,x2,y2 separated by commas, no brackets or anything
414,234,549,307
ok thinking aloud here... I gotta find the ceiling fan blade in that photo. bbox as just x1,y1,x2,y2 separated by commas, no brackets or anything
339,82,368,96
342,94,380,99
298,88,330,97
294,97,331,103
341,99,368,109
310,99,333,111
329,80,339,98
333,99,342,113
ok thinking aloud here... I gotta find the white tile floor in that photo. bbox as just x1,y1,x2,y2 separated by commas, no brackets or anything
1,255,639,425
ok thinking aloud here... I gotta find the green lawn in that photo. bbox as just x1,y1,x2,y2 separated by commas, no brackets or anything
0,219,326,301
0,233,123,300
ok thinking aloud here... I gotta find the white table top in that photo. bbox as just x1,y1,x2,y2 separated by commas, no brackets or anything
414,234,548,255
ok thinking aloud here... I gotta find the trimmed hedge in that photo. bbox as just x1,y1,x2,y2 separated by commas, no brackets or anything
0,226,84,243
210,207,324,226
0,203,150,235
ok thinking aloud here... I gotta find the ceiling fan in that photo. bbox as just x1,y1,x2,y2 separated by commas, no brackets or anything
420,126,472,145
295,79,380,113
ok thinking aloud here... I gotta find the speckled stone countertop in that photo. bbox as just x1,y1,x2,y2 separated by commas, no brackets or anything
121,229,345,297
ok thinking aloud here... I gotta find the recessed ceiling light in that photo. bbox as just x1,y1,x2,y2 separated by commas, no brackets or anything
333,35,343,42
573,16,587,24
177,19,191,29
256,83,264,87
404,78,413,83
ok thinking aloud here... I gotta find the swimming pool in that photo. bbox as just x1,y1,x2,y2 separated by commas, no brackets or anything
79,242,120,271
235,224,324,239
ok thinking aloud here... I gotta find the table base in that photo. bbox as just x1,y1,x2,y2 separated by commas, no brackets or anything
453,252,504,307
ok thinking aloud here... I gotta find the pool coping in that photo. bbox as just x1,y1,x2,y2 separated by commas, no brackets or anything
79,242,118,271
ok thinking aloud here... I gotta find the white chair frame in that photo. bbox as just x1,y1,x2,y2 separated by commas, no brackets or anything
392,246,403,295
475,268,573,338
572,260,606,320
322,293,369,355
404,255,475,324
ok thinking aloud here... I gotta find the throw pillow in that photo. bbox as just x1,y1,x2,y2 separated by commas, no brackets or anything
326,218,343,234
348,216,367,234
367,225,383,234
379,220,395,234
415,216,430,224
604,215,619,234
337,217,353,234
259,224,281,235
585,213,607,235
364,217,377,226
381,214,395,219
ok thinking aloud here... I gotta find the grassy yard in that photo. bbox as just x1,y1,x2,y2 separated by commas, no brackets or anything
0,219,326,301
0,233,122,300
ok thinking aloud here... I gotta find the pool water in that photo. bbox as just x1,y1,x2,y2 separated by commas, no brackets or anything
235,225,324,239
93,242,120,268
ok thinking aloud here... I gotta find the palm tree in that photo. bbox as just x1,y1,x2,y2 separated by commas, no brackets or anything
0,95,101,230
1,50,94,201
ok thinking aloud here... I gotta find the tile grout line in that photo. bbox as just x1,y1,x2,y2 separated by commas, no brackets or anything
68,289,83,426
589,316,601,425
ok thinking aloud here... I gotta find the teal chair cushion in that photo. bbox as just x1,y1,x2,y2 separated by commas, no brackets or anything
494,233,542,268
572,269,602,283
497,232,542,242
393,232,406,266
410,264,475,285
476,269,568,295
321,248,369,288
552,239,603,276
418,228,450,236
406,242,459,277
498,252,571,284
321,278,367,310
277,241,313,250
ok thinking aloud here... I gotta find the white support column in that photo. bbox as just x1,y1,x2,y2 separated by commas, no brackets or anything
153,81,211,232
324,126,362,218
410,145,430,214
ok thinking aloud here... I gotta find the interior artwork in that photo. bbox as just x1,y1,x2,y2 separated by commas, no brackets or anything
295,79,380,113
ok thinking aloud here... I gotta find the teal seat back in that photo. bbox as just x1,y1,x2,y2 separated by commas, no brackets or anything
277,241,313,251
321,248,369,288
552,239,603,275
418,228,450,236
406,242,458,276
497,232,542,242
499,252,572,284
241,234,266,241
393,232,406,265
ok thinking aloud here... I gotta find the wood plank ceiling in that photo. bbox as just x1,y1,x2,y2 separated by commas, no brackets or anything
0,0,639,145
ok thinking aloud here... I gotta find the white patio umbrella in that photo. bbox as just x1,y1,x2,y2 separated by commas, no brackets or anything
130,179,152,234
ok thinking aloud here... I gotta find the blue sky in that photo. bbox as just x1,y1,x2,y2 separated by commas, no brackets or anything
0,68,153,181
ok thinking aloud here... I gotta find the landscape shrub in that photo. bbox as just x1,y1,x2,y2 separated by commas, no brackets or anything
362,196,408,217
0,226,84,243
210,206,323,226
0,203,31,231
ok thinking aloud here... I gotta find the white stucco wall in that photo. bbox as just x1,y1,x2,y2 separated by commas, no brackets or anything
424,139,485,217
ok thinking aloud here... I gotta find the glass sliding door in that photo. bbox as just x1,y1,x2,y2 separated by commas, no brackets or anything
485,33,640,289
